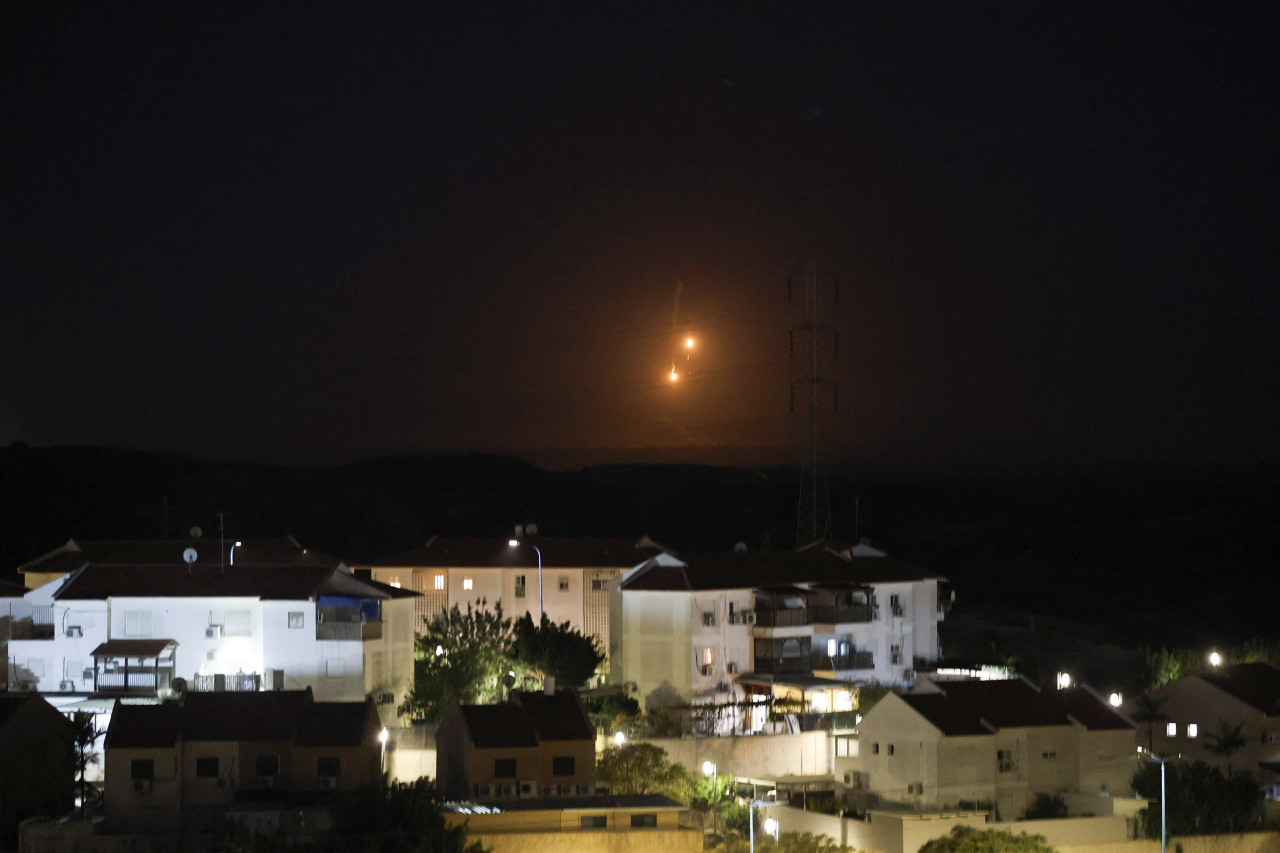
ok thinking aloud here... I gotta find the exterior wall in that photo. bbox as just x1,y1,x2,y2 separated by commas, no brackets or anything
1078,728,1139,797
6,587,108,693
612,590,694,708
446,810,698,853
103,746,182,834
1145,675,1279,779
469,745,542,793
688,589,753,697
537,738,597,793
648,730,831,781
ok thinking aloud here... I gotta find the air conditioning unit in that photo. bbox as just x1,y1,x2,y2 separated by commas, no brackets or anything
65,626,82,638
206,625,222,639
542,786,554,797
476,784,495,798
500,784,517,797
558,785,574,796
716,682,730,693
908,782,924,795
726,662,738,674
843,773,853,784
258,776,276,789
742,612,756,624
700,664,713,676
82,668,95,680
60,680,74,691
702,612,716,627
376,692,395,705
132,780,152,794
891,605,905,618
320,777,338,789
594,784,611,795
903,669,915,680
576,784,593,795
518,780,537,798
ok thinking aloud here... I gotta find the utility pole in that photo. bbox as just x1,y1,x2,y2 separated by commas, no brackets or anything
789,258,839,546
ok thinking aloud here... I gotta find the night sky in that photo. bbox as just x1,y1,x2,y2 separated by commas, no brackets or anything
4,5,1277,469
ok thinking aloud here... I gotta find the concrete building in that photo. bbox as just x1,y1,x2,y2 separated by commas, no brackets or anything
442,794,697,853
368,534,663,670
609,545,950,714
1138,661,1280,799
0,693,76,845
847,679,1136,819
102,688,382,834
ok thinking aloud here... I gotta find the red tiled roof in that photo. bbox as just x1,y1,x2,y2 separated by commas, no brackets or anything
1047,687,1136,731
55,564,388,601
1200,663,1280,716
458,704,540,749
372,536,657,569
621,550,944,592
512,690,596,741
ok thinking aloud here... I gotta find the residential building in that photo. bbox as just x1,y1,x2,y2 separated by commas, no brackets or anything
609,545,950,713
368,534,662,669
102,688,382,834
442,794,697,853
6,537,417,725
847,679,1136,819
1138,661,1280,799
436,689,600,802
0,693,76,845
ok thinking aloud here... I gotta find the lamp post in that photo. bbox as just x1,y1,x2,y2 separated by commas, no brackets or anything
748,797,775,853
702,761,717,833
508,538,543,621
1138,747,1179,853
378,727,390,778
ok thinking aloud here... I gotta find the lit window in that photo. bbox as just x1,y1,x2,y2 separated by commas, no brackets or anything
1166,722,1177,737
463,578,473,591
389,576,401,589
827,639,837,656
835,690,854,711
434,574,445,590
811,692,829,712
703,647,715,666
1187,723,1198,738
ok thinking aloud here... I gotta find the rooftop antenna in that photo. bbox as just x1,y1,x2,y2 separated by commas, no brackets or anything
218,512,226,574
789,257,839,546
183,547,198,577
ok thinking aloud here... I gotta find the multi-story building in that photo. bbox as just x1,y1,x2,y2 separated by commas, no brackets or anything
1137,661,1280,799
848,679,1136,819
103,688,382,834
7,537,417,724
436,689,601,802
609,545,950,714
368,533,663,670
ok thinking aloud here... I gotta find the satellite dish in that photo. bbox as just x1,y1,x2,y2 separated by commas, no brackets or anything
170,677,187,698
190,526,203,539
183,548,198,565
502,671,517,689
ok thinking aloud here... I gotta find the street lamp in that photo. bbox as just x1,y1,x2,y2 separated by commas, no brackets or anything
378,727,390,777
613,731,626,747
702,761,718,833
1209,651,1222,667
230,541,242,566
508,538,543,621
1138,747,1180,853
748,796,776,853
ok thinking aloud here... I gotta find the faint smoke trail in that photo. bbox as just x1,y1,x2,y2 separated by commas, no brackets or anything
671,279,683,329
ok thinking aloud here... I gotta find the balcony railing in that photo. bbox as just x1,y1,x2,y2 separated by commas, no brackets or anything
753,656,811,675
809,605,876,625
316,606,382,641
97,671,161,690
811,651,875,671
194,672,261,692
9,619,56,640
752,609,810,628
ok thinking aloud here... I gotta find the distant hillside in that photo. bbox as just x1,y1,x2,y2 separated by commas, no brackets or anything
2,444,1275,646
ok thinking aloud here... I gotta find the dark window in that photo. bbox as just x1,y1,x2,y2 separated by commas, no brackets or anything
552,756,575,776
630,814,657,828
591,579,605,591
580,815,607,829
288,611,304,628
888,744,895,756
873,743,880,755
514,576,526,599
494,758,517,778
317,756,342,777
131,759,155,780
255,755,280,776
195,757,219,778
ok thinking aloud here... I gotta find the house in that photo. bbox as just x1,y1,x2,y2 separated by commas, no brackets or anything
1137,661,1280,799
847,679,1136,819
436,689,600,802
7,537,417,725
442,794,698,853
367,533,663,669
0,693,77,846
102,688,382,834
609,545,950,714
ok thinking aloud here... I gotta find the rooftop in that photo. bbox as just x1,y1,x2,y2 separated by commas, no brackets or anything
621,550,945,592
372,535,661,569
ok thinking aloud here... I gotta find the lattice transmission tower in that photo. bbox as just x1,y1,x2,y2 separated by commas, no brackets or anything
790,259,840,546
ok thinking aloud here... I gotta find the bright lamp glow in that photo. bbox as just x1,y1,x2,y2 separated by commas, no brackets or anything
1109,692,1123,707
764,817,779,837
702,760,716,777
1056,672,1072,689
685,336,695,348
614,731,626,746
669,367,679,381
1209,651,1222,666
378,727,389,744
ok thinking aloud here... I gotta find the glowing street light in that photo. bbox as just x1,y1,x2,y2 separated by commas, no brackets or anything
508,537,543,620
378,727,390,776
613,731,626,747
1209,651,1222,667
669,365,679,382
230,541,242,566
748,796,777,853
1109,692,1123,707
1138,746,1180,853
1056,671,1072,690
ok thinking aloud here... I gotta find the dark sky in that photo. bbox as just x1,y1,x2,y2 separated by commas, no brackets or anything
4,5,1277,469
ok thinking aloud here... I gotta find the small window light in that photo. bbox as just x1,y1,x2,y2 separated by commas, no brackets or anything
827,639,837,656
1188,723,1198,738
463,578,473,591
1167,722,1177,737
434,575,445,590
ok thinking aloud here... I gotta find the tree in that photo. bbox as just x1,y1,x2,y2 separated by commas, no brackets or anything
71,712,102,818
400,599,511,724
918,826,1056,853
325,777,487,853
1131,694,1168,754
1024,792,1067,819
1131,759,1262,834
507,612,604,690
1204,719,1247,777
595,743,692,798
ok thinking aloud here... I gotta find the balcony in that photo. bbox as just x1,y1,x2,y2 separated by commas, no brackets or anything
316,606,382,641
194,672,261,692
752,608,811,628
809,605,876,625
811,651,875,671
752,656,812,676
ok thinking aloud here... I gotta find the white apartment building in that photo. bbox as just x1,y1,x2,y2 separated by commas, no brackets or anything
367,533,662,670
610,544,951,714
6,538,417,725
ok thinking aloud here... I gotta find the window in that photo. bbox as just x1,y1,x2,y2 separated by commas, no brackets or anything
224,610,251,637
124,610,152,637
388,576,401,589
591,579,605,591
873,743,880,755
515,575,526,598
463,577,473,591
254,755,280,777
835,736,858,758
1042,751,1057,760
65,659,84,679
288,611,304,629
997,749,1016,773
558,575,569,591
888,744,895,756
630,814,657,828
552,756,575,776
1188,723,1198,738
434,574,445,590
195,757,219,778
494,758,517,778
1167,722,1177,737
827,639,837,656
317,757,342,778
131,759,155,780
580,815,607,829
890,644,902,665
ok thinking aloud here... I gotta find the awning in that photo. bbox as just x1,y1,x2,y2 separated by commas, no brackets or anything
91,639,176,657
